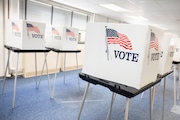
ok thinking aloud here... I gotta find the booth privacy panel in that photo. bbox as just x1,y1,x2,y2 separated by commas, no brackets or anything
45,25,63,49
45,25,79,50
5,19,46,49
158,33,175,75
173,37,180,62
82,23,164,89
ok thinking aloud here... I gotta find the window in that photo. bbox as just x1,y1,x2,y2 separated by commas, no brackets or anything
94,15,108,22
72,11,87,30
108,18,119,23
52,6,72,27
26,0,52,24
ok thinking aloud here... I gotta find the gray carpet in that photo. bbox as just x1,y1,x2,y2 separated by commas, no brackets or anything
0,70,180,120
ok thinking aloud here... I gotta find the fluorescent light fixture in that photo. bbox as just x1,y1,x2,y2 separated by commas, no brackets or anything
99,4,128,12
29,0,52,6
128,16,149,21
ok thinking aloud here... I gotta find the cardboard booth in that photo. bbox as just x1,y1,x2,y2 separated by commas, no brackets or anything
5,19,46,50
45,25,63,49
173,37,180,62
45,26,79,50
82,23,164,89
62,27,78,50
158,33,176,75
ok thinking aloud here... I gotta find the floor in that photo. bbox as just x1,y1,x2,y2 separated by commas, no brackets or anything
0,70,180,120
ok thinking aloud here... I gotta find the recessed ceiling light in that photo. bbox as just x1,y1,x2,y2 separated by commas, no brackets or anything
127,16,149,21
99,4,128,12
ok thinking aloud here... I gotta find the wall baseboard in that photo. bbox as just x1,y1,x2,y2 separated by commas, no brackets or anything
23,68,60,78
61,65,83,71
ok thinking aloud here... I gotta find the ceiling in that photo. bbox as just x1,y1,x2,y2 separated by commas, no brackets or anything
42,0,180,35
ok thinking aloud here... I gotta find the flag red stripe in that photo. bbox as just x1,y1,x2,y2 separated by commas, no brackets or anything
150,37,158,50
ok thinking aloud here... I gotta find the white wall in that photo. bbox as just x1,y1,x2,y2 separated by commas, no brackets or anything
8,0,23,72
0,0,4,77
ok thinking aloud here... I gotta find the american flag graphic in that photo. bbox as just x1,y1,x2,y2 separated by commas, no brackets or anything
170,45,175,51
106,28,132,50
149,32,158,51
27,23,40,33
52,27,60,35
66,29,75,37
12,22,19,31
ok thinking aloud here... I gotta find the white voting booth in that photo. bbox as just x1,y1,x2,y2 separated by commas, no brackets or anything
171,37,180,115
45,26,80,98
173,37,180,62
45,25,63,49
5,19,46,49
82,23,164,89
45,26,79,50
158,33,175,75
4,19,50,108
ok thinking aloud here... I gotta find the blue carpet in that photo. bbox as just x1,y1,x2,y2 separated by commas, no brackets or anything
0,70,180,120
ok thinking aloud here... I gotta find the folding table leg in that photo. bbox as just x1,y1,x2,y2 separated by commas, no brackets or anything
12,53,19,108
63,53,66,84
2,49,11,94
51,53,59,98
141,92,144,99
34,52,38,88
150,87,152,120
37,53,46,88
151,86,156,111
44,52,51,96
162,77,166,120
124,98,130,120
76,53,80,90
178,64,180,100
106,92,116,120
174,64,177,106
37,53,50,95
78,82,90,120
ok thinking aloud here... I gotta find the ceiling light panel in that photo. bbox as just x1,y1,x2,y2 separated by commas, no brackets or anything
99,4,128,12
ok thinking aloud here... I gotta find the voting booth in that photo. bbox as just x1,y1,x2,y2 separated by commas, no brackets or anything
45,25,63,49
62,27,78,50
158,33,176,75
5,19,46,49
82,23,164,89
45,26,79,50
173,37,180,62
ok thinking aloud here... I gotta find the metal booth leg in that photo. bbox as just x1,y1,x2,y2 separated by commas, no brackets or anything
174,64,177,106
34,52,38,88
162,77,166,120
78,82,90,120
37,52,51,96
44,52,51,97
141,92,144,99
2,49,11,94
12,53,19,108
178,64,180,100
76,53,80,90
124,98,130,120
106,92,116,120
151,86,156,111
63,53,66,84
37,53,46,89
51,53,59,98
150,87,152,120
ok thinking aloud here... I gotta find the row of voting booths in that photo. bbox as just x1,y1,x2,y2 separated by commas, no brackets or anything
79,23,180,120
3,19,80,108
4,19,180,118
6,19,79,50
83,23,177,90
